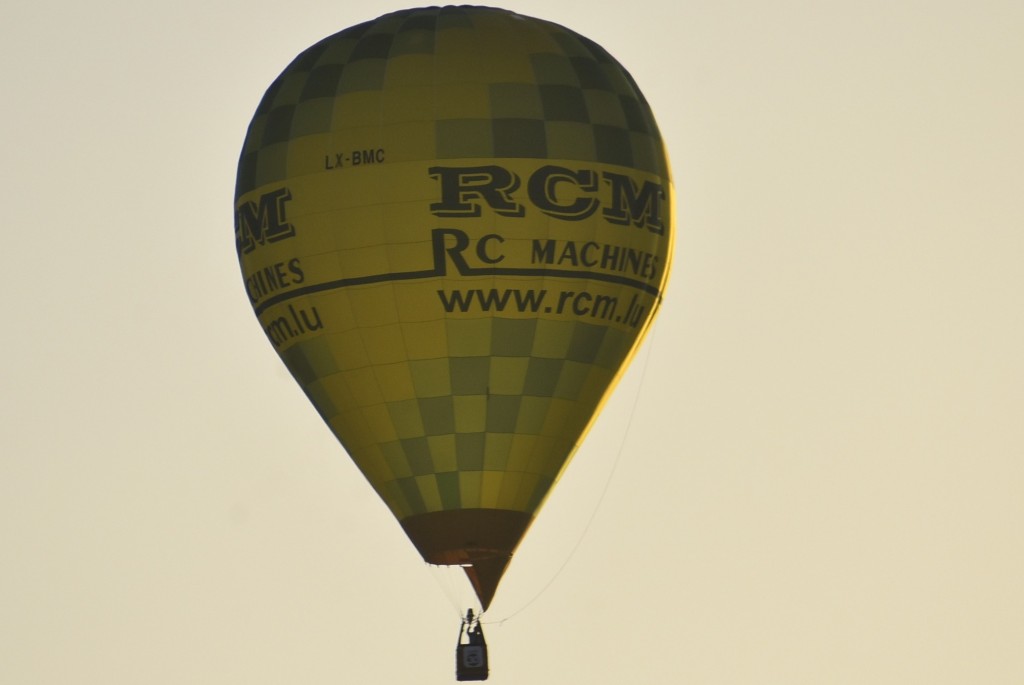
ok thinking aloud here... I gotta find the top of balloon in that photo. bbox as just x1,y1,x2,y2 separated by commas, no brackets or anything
236,5,667,203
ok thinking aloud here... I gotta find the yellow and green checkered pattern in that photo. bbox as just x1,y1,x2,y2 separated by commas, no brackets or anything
235,7,673,545
283,314,632,518
236,6,669,195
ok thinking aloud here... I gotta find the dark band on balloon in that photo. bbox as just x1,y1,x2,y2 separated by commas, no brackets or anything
253,263,662,317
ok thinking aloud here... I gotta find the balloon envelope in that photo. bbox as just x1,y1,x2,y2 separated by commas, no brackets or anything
235,6,673,610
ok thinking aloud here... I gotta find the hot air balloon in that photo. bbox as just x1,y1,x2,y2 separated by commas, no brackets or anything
234,6,673,660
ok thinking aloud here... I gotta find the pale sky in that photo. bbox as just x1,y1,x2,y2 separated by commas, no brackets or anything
3,1,1023,683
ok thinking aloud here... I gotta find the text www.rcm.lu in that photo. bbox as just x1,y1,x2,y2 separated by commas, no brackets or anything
266,288,646,347
436,288,646,327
